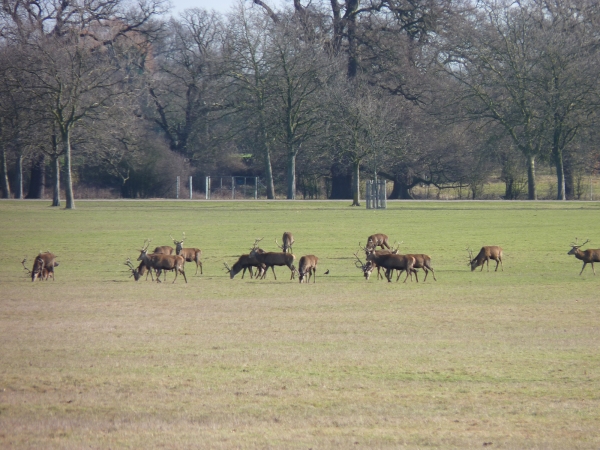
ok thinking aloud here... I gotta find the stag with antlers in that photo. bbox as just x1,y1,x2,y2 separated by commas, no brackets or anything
125,258,142,281
137,239,187,284
275,232,294,253
172,233,203,275
22,252,59,282
467,246,503,272
568,238,600,275
250,238,296,280
224,250,267,280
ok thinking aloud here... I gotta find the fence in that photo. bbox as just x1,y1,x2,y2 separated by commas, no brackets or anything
365,179,387,209
205,176,261,200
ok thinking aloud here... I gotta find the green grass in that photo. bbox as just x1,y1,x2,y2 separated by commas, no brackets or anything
0,199,599,449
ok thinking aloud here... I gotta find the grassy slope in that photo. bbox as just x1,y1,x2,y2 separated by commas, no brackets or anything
0,200,599,449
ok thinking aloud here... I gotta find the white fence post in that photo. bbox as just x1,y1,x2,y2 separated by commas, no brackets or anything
189,176,193,199
176,176,180,199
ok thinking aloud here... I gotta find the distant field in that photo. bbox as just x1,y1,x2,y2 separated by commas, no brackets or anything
1,200,599,449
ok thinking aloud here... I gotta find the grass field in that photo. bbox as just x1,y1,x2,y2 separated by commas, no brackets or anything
1,199,599,449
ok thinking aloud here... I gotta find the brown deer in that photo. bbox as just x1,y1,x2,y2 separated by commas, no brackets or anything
172,233,203,275
298,255,318,283
568,238,600,275
366,233,391,251
395,254,437,282
125,258,142,281
22,252,58,282
467,246,503,272
224,251,267,279
250,238,296,280
356,252,416,283
137,240,187,283
276,232,295,253
359,241,401,280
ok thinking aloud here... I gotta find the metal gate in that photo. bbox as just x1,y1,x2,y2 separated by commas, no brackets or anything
365,180,387,209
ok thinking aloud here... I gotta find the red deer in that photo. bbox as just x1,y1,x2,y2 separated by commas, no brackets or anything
276,232,295,253
22,252,58,282
224,251,267,279
137,240,187,283
366,233,391,251
467,246,503,272
125,258,142,281
250,238,296,280
395,254,437,282
568,238,600,275
298,255,318,283
355,252,416,283
359,241,401,280
172,233,203,275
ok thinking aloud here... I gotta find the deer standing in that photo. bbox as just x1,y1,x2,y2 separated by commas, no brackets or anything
276,232,295,253
568,239,600,275
137,240,187,283
396,254,437,282
467,246,503,272
355,252,415,283
22,252,58,282
298,255,318,283
250,238,296,280
366,234,391,251
224,251,267,279
172,233,203,275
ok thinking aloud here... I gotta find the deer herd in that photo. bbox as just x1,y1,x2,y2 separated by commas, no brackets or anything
22,231,600,283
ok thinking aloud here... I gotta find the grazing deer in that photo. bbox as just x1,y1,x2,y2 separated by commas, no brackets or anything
250,238,296,280
137,240,187,283
355,252,416,283
298,255,318,283
125,258,142,281
467,246,503,272
366,234,391,251
568,238,600,275
22,252,58,282
359,241,401,280
276,232,295,253
224,251,267,279
172,233,203,275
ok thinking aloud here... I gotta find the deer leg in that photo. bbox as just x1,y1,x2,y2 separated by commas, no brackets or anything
199,260,203,275
592,262,596,275
396,269,403,282
423,268,428,282
271,266,277,280
495,259,500,272
413,269,419,283
181,267,187,283
579,262,587,275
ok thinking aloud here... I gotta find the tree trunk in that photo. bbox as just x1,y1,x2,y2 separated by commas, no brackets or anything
554,149,566,200
16,154,23,199
26,153,45,199
526,154,537,200
263,144,275,199
286,150,296,200
390,179,414,199
62,130,75,209
51,153,61,207
1,144,11,198
351,160,361,206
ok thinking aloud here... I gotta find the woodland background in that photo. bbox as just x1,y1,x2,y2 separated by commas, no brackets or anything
1,0,599,207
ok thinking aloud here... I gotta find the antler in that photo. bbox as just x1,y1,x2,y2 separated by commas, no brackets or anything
466,246,474,263
571,237,590,248
251,238,263,251
392,241,403,253
275,238,284,250
141,238,151,252
223,262,232,273
21,258,31,274
353,252,366,269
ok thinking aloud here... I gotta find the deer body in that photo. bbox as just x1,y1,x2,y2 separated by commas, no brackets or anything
568,240,600,275
396,254,436,282
226,253,266,279
298,255,318,283
137,242,187,283
173,237,202,276
367,234,390,251
276,232,295,253
250,248,296,280
366,252,415,283
28,252,58,282
469,246,503,272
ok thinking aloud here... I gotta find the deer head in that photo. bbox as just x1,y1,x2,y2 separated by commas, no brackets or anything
568,238,590,255
125,257,141,281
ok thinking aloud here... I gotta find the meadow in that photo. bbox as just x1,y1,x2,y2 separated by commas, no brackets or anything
0,199,599,449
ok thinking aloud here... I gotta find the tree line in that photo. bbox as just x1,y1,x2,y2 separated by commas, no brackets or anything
1,0,599,208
